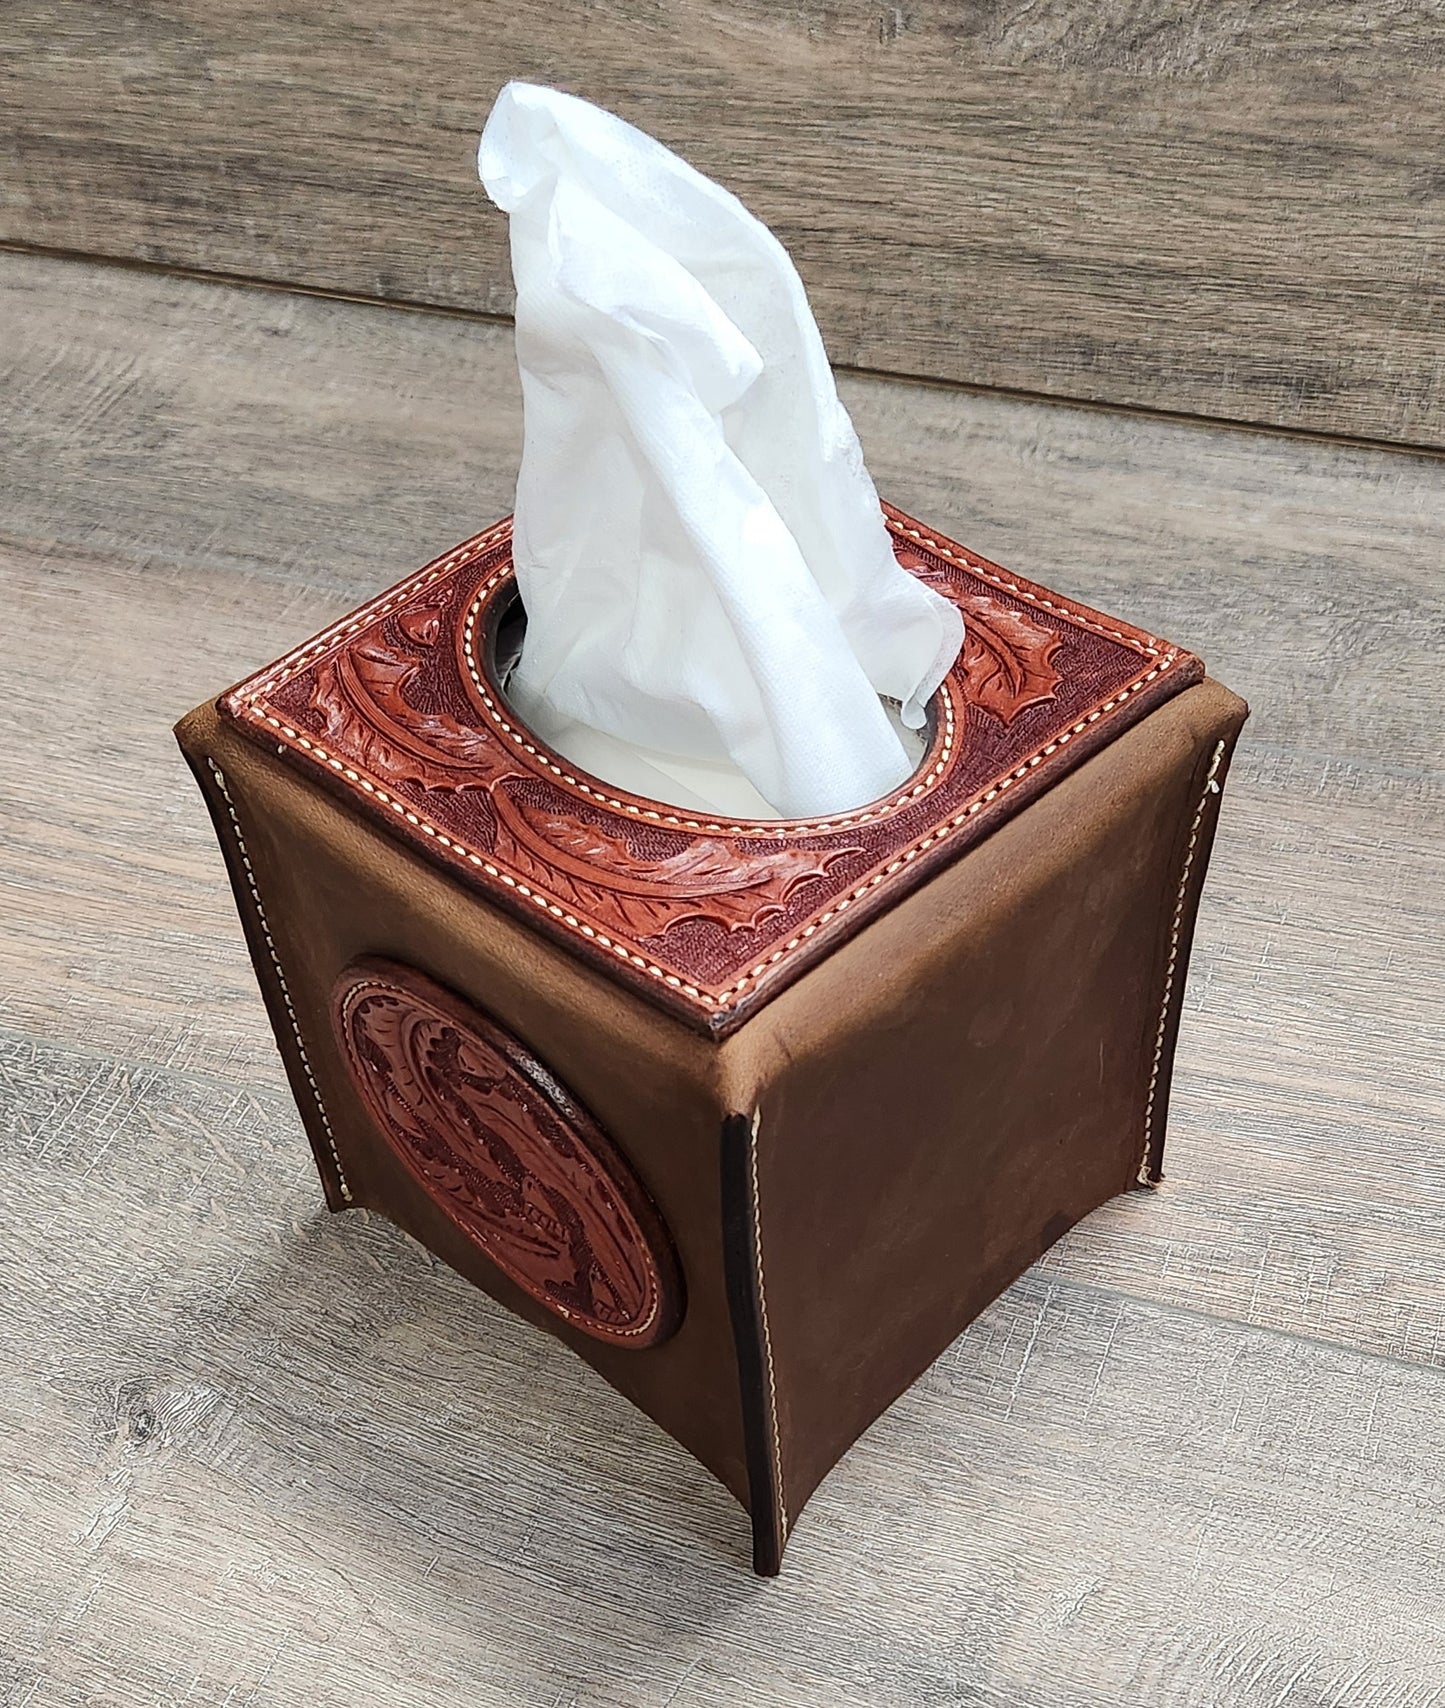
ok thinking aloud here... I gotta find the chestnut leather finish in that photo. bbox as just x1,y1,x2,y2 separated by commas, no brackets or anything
217,505,1203,1034
177,508,1247,1573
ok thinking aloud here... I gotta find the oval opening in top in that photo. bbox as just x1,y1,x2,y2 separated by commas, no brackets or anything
485,585,943,825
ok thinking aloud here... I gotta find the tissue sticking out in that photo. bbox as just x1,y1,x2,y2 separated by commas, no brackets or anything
478,81,964,820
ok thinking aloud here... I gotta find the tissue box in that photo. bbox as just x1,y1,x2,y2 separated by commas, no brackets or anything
175,503,1246,1573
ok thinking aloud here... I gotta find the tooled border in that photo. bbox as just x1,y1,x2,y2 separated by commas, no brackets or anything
223,514,1187,1022
334,969,670,1346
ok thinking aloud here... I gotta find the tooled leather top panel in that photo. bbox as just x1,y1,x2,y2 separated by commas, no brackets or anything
221,504,1201,1034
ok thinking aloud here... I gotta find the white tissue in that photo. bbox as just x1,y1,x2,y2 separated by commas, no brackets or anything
478,82,963,819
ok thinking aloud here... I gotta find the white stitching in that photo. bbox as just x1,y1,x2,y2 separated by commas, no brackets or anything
1137,739,1227,1186
222,711,717,1003
228,517,1183,1016
748,1108,786,1542
207,761,352,1202
712,654,1179,1003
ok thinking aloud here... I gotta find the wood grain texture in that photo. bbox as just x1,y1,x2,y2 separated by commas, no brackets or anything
2,2,1443,445
7,1035,1445,1706
2,250,1444,1702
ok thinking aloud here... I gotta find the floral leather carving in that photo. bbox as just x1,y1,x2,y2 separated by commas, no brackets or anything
489,778,860,937
333,959,681,1348
953,593,1063,723
311,629,492,787
223,504,1202,1032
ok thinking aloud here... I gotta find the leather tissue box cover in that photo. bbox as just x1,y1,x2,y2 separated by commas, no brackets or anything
176,501,1247,1572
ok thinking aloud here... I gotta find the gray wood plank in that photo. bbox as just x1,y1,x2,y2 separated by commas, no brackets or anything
5,1032,1445,1706
3,249,1444,1702
2,2,1442,444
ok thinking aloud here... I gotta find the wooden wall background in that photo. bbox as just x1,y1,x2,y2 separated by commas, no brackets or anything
3,0,1442,449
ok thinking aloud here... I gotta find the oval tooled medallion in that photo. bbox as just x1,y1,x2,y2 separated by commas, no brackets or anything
331,959,681,1348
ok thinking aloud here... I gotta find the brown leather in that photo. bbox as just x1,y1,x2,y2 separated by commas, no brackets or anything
179,710,758,1513
216,505,1204,1035
738,677,1246,1555
176,509,1247,1573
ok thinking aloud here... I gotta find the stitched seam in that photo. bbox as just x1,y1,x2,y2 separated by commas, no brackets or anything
1138,739,1227,1186
207,761,352,1202
243,513,1158,702
749,1109,786,1541
231,649,1180,1011
459,573,958,834
337,977,660,1337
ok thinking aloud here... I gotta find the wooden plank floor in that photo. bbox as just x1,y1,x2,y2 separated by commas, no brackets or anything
2,250,1443,1706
